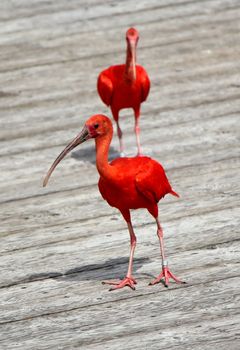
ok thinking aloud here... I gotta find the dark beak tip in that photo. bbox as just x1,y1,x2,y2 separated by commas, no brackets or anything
43,177,48,187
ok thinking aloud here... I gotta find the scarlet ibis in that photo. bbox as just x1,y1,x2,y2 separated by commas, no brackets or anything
97,27,150,156
43,115,184,291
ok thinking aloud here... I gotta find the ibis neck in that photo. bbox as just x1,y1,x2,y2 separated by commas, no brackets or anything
95,133,115,180
125,43,136,82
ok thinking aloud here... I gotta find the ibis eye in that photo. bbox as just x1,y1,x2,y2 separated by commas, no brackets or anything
94,123,99,129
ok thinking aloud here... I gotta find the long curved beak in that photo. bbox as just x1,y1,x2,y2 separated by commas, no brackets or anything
129,40,136,80
43,125,89,187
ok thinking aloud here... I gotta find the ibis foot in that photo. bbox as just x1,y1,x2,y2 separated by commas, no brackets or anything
102,276,137,291
149,266,185,287
136,152,144,157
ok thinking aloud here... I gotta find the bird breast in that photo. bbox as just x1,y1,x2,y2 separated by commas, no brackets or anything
98,175,145,210
110,65,143,109
97,157,157,210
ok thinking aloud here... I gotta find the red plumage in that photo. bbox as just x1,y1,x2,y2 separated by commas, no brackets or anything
98,65,150,109
97,28,150,156
43,115,184,291
99,156,177,221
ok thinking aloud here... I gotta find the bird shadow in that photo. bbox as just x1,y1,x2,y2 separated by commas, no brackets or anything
26,257,151,285
62,256,150,282
71,145,120,164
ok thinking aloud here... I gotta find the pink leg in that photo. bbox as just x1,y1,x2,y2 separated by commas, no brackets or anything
102,221,137,291
134,114,142,157
149,218,185,287
116,121,124,157
135,116,142,156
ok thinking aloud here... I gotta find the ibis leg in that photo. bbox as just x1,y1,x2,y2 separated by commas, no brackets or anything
149,218,185,287
134,113,142,156
116,120,124,157
102,220,137,291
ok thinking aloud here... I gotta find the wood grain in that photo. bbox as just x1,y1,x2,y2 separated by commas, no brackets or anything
0,0,239,349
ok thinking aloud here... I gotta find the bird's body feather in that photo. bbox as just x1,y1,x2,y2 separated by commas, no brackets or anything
98,65,150,119
98,156,176,220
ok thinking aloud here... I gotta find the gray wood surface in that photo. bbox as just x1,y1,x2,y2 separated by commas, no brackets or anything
0,0,240,349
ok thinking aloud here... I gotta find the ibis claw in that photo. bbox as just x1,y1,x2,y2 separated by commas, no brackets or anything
149,266,185,287
102,276,137,291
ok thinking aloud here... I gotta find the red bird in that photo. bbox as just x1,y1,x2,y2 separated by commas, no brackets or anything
97,27,150,156
43,115,184,291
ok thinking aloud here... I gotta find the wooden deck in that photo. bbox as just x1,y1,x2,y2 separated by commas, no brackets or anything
0,0,240,349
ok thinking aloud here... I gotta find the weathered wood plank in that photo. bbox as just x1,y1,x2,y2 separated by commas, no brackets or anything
0,0,240,349
1,199,238,314
1,160,239,241
0,111,239,200
0,199,239,294
0,276,239,349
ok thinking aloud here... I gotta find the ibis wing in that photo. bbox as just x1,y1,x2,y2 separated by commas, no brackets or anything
97,72,113,106
139,67,151,102
135,172,158,203
135,161,172,203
